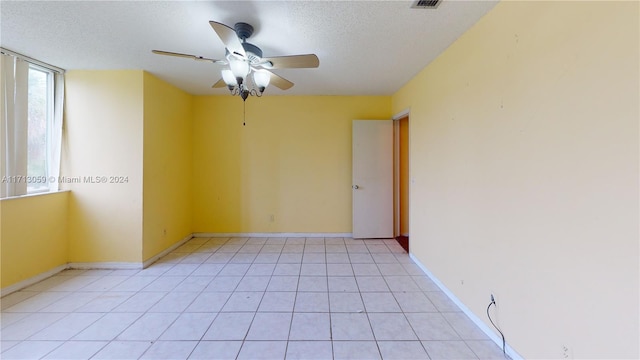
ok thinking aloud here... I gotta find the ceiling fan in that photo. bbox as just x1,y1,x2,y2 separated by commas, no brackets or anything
153,21,319,100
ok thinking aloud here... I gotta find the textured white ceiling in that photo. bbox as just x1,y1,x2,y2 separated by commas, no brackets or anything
0,0,497,96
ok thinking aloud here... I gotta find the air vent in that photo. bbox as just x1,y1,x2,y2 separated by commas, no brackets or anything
411,0,441,9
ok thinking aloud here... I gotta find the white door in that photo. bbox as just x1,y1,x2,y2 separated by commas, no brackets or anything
352,120,393,238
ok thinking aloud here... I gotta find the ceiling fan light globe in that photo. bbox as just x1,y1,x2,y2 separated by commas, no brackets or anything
221,69,237,86
253,70,271,91
229,57,250,79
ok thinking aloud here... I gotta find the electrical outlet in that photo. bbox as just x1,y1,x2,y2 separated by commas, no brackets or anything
562,345,571,359
269,214,275,222
162,228,167,236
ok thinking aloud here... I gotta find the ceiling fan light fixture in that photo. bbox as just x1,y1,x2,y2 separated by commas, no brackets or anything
240,89,250,101
253,70,271,93
229,57,250,84
221,69,237,90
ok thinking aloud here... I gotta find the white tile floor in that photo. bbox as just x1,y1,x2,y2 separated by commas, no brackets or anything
1,237,507,359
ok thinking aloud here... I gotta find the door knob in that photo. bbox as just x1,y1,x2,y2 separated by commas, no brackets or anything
353,185,359,189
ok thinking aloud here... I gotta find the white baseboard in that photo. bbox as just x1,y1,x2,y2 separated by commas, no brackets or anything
2,235,194,297
409,253,524,360
67,262,143,270
0,264,68,297
143,234,193,268
2,232,351,297
194,232,352,238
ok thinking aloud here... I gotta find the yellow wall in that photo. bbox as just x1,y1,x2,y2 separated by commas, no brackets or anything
142,72,193,261
0,192,69,288
193,96,391,233
5,7,638,358
393,1,638,358
62,70,144,263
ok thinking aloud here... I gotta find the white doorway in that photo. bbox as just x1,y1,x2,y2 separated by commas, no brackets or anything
352,120,393,239
393,114,410,251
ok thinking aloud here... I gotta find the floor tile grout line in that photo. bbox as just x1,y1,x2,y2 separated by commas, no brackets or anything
0,236,505,360
120,237,228,351
344,243,384,359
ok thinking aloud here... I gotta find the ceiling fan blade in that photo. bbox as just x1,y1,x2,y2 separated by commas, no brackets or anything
260,54,319,69
152,50,224,64
267,71,294,90
209,21,246,58
212,78,227,88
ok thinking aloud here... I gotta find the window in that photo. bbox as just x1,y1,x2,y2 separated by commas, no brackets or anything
1,49,64,198
27,65,54,193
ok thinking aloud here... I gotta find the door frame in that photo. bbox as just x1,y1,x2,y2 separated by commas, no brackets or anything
392,109,410,239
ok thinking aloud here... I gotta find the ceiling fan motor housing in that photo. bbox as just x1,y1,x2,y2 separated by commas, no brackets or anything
233,22,263,63
242,43,263,63
234,22,254,40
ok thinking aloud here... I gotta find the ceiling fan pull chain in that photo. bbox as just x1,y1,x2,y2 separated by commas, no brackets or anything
243,100,246,126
